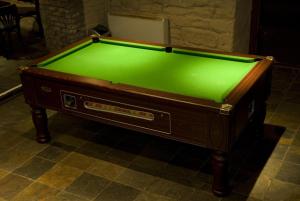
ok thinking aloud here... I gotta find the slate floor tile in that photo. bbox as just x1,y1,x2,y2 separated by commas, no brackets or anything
0,110,29,129
11,182,59,201
289,82,300,92
276,162,300,185
12,138,48,156
104,147,138,166
115,168,157,190
37,145,71,162
222,193,261,201
168,145,209,170
10,117,34,134
86,159,126,180
158,164,199,186
270,103,300,130
95,182,140,201
264,179,299,201
0,150,33,171
13,157,55,179
231,139,277,173
248,175,271,200
37,164,82,189
279,129,296,145
116,132,150,152
260,158,282,178
48,191,89,201
189,172,210,190
180,189,219,201
129,156,168,176
134,192,176,201
0,130,23,151
139,140,180,162
285,91,300,104
54,134,87,148
269,116,299,131
292,131,300,147
0,174,32,200
91,130,123,147
51,141,77,152
59,152,95,170
51,123,96,141
198,183,213,194
47,114,83,134
284,145,300,164
77,142,112,160
66,172,110,200
231,170,261,196
0,170,8,179
3,95,29,112
146,178,194,200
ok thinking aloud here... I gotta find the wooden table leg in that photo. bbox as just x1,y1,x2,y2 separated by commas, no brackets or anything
212,150,229,196
31,106,50,143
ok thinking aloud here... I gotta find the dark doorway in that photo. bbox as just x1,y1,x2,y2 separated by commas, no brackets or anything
250,0,300,67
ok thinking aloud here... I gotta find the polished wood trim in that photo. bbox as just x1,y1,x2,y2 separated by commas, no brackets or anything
19,66,222,112
225,58,273,105
226,59,271,103
171,45,259,59
32,37,91,65
32,35,261,66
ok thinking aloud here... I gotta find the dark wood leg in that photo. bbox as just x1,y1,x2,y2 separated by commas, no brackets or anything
31,106,50,143
212,150,229,196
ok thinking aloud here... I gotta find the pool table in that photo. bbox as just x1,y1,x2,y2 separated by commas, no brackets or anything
19,36,273,196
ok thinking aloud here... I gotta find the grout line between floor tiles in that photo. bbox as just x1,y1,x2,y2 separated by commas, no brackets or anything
281,145,290,162
59,189,95,201
3,141,50,178
10,172,35,182
90,180,114,201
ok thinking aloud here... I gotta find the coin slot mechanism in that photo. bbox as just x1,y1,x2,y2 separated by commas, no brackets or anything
63,94,77,109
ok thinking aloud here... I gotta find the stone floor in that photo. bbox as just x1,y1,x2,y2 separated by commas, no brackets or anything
0,64,299,201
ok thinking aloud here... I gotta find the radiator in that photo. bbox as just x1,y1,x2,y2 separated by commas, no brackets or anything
108,14,169,45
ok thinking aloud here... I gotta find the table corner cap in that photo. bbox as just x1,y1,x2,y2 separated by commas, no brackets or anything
220,104,233,115
18,66,29,71
266,56,274,61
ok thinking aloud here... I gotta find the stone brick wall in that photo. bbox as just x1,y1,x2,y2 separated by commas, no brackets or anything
83,0,107,31
40,0,86,51
39,0,252,53
233,0,252,53
108,0,252,53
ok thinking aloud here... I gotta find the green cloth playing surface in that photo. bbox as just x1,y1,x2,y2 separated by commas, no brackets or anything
37,39,258,103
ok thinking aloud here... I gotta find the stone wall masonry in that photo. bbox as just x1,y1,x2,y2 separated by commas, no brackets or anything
108,0,238,51
40,0,86,51
233,0,252,53
39,0,252,53
83,0,107,32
